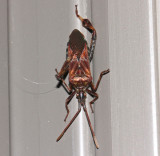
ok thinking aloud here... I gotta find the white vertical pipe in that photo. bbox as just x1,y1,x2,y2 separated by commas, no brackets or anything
69,1,95,155
155,0,160,153
148,0,159,155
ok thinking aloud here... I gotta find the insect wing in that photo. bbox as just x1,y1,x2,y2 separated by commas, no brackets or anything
80,44,91,76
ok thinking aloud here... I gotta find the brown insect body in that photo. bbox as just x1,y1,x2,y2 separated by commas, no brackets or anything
55,5,110,149
68,29,87,57
69,43,92,87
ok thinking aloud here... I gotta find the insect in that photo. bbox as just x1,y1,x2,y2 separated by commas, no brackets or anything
55,5,110,149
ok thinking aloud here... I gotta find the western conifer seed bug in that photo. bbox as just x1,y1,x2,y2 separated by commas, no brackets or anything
55,5,110,149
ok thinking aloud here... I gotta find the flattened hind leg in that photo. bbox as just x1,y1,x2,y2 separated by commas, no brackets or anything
75,5,97,62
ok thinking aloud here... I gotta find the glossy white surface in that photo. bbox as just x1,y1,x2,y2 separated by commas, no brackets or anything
69,0,95,155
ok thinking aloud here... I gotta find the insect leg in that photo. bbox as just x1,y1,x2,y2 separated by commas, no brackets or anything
64,91,76,122
55,69,72,93
91,69,110,92
75,5,97,62
55,58,70,79
86,89,99,113
56,105,81,142
83,105,99,149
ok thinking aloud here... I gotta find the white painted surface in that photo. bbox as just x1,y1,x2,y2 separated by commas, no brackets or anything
9,0,95,155
92,0,112,156
3,0,160,155
0,0,10,155
108,0,160,155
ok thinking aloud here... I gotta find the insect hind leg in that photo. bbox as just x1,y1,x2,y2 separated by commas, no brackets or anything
56,106,81,142
75,5,97,62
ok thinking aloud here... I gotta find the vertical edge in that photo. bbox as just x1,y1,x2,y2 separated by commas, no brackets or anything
0,0,10,155
148,0,160,155
155,0,160,154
